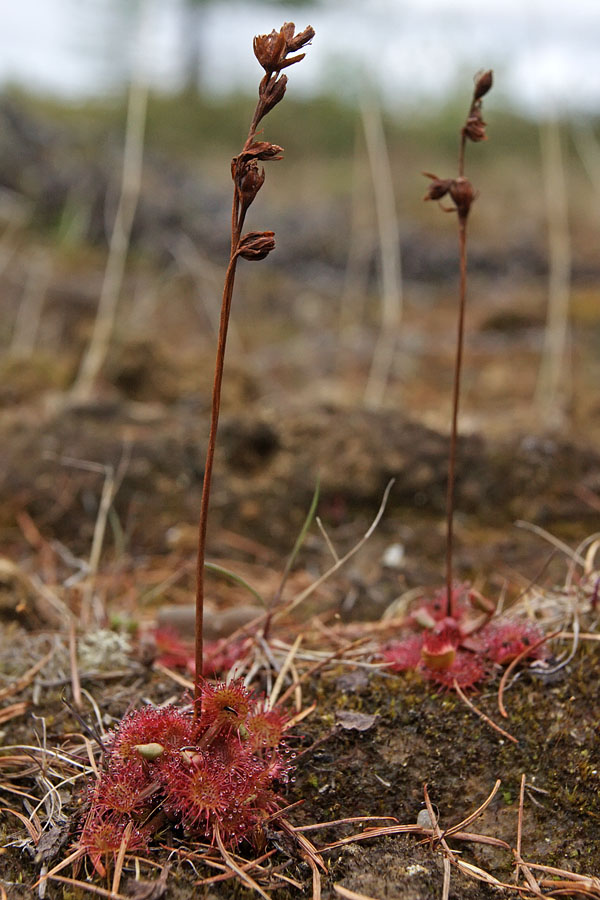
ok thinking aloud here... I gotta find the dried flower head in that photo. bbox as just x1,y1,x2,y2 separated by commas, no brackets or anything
423,172,453,202
449,176,477,219
462,105,488,143
474,69,493,100
238,230,276,261
258,73,288,121
253,22,315,74
253,28,287,74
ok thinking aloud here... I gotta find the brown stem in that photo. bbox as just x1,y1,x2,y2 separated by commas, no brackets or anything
458,133,466,178
193,105,259,717
445,213,468,617
194,248,240,716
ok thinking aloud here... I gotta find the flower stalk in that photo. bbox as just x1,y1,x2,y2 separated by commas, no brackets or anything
423,70,493,617
194,23,314,716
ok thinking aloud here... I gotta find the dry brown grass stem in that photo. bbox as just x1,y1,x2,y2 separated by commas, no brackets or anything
193,850,276,887
360,90,403,410
215,825,271,900
515,520,586,566
422,784,451,900
0,805,41,843
47,875,128,899
0,647,54,703
111,821,133,896
275,636,368,708
515,773,526,887
279,817,327,874
523,863,600,898
268,634,302,708
0,702,29,724
295,816,397,834
453,680,518,743
68,621,82,710
305,855,321,900
334,884,381,900
535,118,572,426
274,479,394,623
9,247,52,359
70,6,150,402
572,121,600,194
497,629,561,718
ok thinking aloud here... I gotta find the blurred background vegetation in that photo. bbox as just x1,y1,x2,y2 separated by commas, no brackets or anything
0,0,599,439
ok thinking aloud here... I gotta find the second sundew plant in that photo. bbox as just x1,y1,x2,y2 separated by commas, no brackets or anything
78,22,314,872
384,72,548,690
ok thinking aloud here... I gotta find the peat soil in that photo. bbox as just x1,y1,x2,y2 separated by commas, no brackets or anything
0,362,599,898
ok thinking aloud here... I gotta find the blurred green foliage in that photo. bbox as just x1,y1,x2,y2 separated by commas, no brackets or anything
7,84,557,165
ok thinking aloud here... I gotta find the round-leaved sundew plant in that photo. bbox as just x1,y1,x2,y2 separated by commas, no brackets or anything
80,680,292,874
382,72,549,695
79,21,313,875
382,583,548,691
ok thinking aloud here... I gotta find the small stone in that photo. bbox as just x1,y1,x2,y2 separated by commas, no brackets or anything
335,710,379,732
417,808,435,829
382,543,405,569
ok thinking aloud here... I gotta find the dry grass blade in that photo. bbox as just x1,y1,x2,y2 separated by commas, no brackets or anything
80,734,100,777
295,816,398,833
454,681,519,743
306,855,321,900
515,773,526,886
279,817,327,873
524,863,600,884
537,884,600,898
47,874,128,899
0,647,54,702
423,784,451,900
194,850,275,886
452,859,504,886
444,779,501,837
0,701,29,724
282,702,316,730
111,820,133,895
268,634,302,708
275,479,395,622
360,88,403,410
442,831,510,849
318,824,423,852
215,825,271,900
69,622,82,710
0,805,42,843
276,638,369,708
514,521,585,566
33,846,86,888
152,661,195,690
498,630,561,718
334,885,381,900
